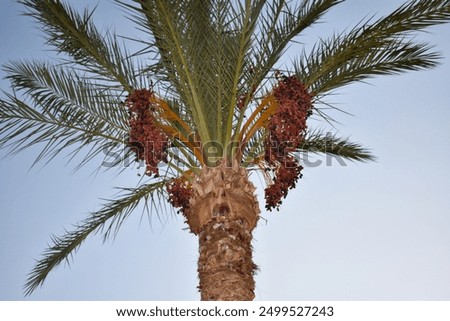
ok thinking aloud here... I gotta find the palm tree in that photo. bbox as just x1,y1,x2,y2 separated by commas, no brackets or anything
1,0,449,300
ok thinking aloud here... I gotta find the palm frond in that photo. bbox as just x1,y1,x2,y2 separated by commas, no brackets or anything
368,0,450,33
240,127,266,168
297,0,450,96
121,1,266,153
125,0,213,144
24,180,169,296
298,36,440,96
230,0,342,152
4,61,128,132
300,130,375,162
0,61,128,168
221,0,266,145
19,0,137,90
250,0,342,87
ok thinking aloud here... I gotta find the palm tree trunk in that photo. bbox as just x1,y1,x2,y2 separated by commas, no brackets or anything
187,160,260,300
198,217,256,300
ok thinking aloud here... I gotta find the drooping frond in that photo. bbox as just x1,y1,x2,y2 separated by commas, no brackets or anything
0,62,127,168
4,61,128,132
300,130,375,162
366,0,450,32
297,0,450,96
23,180,168,296
19,0,137,91
240,123,375,168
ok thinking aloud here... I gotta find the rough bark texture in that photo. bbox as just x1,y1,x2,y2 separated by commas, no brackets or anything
198,218,256,300
187,160,260,300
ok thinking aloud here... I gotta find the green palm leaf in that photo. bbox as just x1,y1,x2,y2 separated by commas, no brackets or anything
4,61,128,132
0,94,122,168
250,0,342,87
297,0,450,97
23,180,169,296
0,62,127,168
301,130,375,162
19,0,138,91
126,0,213,144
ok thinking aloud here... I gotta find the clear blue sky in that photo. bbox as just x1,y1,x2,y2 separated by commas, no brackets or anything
1,0,449,300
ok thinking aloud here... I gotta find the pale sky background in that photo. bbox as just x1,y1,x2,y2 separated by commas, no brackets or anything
0,0,449,301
